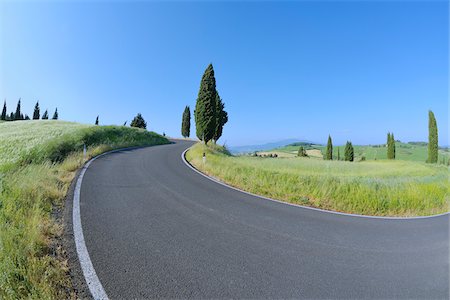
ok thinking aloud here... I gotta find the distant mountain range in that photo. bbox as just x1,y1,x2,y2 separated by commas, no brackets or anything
228,139,314,154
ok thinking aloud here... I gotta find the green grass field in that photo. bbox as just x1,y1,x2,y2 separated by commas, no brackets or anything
187,143,449,217
272,142,450,162
0,120,169,299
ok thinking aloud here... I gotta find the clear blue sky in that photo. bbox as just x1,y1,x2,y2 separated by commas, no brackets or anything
1,1,448,146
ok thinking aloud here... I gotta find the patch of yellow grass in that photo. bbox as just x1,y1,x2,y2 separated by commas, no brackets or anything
187,143,449,217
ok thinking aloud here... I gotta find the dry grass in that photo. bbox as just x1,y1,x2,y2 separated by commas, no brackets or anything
0,121,169,299
187,143,449,217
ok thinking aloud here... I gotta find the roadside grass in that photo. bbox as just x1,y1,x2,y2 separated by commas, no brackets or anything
186,143,449,217
0,120,169,299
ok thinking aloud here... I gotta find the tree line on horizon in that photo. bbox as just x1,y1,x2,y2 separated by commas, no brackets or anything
318,110,439,163
1,99,58,121
181,64,228,143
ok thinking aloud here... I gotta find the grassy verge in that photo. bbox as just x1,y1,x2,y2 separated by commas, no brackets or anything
186,143,449,217
0,121,169,299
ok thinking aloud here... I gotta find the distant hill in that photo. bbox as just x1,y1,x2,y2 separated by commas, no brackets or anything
229,139,313,154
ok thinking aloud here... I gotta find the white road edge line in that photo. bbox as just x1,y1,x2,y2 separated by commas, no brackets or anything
181,147,449,220
73,150,120,300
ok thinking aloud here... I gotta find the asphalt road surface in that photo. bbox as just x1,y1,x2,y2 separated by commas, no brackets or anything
79,140,449,299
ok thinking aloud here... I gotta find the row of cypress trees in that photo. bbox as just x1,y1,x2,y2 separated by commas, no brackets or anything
324,136,355,161
1,99,58,121
321,110,439,163
192,64,228,144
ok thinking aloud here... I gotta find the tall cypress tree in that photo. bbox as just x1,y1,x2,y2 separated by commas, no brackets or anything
15,99,22,120
181,106,191,138
387,133,393,159
326,135,333,160
1,100,6,120
428,110,438,163
213,92,228,143
337,147,340,161
33,102,40,119
33,101,40,119
42,110,49,120
391,133,396,159
194,64,217,144
95,115,99,125
52,108,58,120
344,141,354,162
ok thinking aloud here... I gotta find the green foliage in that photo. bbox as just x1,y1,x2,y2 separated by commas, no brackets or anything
337,147,340,160
187,143,449,216
14,99,23,120
33,101,40,120
297,146,307,157
1,100,7,120
181,106,191,138
428,110,438,163
42,110,49,120
213,92,228,142
130,113,147,129
387,132,396,159
194,64,217,144
325,135,333,160
344,141,354,162
0,121,169,299
52,108,58,120
391,133,396,159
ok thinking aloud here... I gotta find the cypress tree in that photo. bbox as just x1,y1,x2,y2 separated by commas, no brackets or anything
9,112,14,120
194,64,217,144
387,133,393,159
52,108,58,120
15,99,22,120
1,100,6,120
337,147,340,160
326,135,333,160
33,101,40,120
42,110,49,119
428,110,438,163
391,133,396,159
181,106,191,138
95,115,99,125
130,113,147,129
344,141,354,162
298,146,307,157
213,92,228,143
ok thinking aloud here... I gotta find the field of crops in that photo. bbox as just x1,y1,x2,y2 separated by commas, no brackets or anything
0,120,169,299
273,142,450,162
187,143,449,217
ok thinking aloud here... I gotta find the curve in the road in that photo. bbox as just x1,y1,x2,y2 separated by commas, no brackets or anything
74,141,449,299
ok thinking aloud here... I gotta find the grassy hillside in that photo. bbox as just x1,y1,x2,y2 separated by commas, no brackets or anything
0,120,169,299
272,142,450,162
187,143,449,217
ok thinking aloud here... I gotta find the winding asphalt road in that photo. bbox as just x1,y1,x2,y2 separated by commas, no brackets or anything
79,141,449,299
